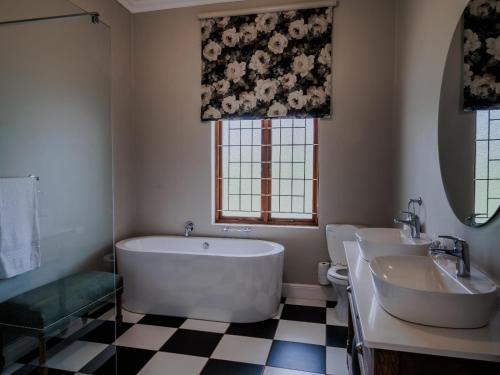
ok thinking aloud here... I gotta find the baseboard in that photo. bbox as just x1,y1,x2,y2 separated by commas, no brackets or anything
282,282,336,301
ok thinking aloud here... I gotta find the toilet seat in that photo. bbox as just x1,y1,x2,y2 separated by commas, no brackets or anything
327,265,349,285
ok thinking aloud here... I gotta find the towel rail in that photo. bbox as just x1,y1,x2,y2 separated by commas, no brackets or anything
0,175,39,181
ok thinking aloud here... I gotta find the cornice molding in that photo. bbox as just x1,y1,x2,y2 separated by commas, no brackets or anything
117,0,244,13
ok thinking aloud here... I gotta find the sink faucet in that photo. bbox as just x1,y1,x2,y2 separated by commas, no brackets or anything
429,235,470,277
394,211,421,239
184,221,194,237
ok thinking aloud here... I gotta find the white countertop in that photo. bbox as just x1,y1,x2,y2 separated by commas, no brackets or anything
345,241,500,362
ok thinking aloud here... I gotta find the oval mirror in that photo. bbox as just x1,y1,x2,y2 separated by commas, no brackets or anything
439,0,500,227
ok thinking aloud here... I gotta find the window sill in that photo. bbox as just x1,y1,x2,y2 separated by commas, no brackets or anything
211,222,320,230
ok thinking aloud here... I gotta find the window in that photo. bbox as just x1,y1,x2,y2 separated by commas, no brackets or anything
474,110,500,224
215,118,318,226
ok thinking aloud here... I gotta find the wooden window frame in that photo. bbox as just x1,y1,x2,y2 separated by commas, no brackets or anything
215,118,319,226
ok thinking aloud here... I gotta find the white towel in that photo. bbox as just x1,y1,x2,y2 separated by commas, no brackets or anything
0,177,40,279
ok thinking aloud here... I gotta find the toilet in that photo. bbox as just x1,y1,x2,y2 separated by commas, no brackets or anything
325,224,363,325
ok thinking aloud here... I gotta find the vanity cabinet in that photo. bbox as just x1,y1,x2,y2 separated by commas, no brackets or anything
347,284,500,375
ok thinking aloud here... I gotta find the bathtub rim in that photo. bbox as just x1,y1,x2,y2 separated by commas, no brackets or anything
115,235,285,258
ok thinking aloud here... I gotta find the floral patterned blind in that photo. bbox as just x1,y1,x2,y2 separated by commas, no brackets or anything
201,7,333,121
463,0,500,110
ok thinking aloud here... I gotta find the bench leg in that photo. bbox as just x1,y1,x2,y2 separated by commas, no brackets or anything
116,290,123,326
38,334,46,367
0,330,5,371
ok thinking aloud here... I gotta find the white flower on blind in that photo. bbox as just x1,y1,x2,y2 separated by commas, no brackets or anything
292,54,315,77
288,19,308,40
255,79,279,103
267,102,288,117
225,61,246,83
249,50,271,74
287,90,307,110
203,41,222,61
255,13,279,33
486,36,500,60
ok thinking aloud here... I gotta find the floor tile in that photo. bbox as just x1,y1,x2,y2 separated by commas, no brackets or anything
273,304,284,320
79,321,133,344
266,340,325,374
138,352,208,375
180,319,229,333
201,359,264,375
63,319,103,342
6,364,38,375
326,301,337,309
114,324,176,350
327,308,347,327
160,329,222,357
285,298,326,308
18,337,64,364
99,308,145,324
326,325,348,348
226,319,278,339
137,314,186,328
44,341,108,372
263,367,320,375
280,305,326,324
16,366,74,375
274,320,325,346
79,345,117,374
1,363,24,375
211,335,272,365
326,347,348,375
91,346,155,375
57,318,94,339
86,303,115,319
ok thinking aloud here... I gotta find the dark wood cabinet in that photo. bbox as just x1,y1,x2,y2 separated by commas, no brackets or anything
346,283,500,375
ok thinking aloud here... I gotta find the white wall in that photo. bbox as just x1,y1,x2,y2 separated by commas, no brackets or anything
132,0,398,284
395,0,500,283
71,0,136,240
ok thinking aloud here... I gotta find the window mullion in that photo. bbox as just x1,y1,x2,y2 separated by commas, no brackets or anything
215,121,222,222
261,119,272,223
312,118,319,225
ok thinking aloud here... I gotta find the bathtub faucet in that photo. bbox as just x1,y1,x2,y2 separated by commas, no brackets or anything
184,221,194,237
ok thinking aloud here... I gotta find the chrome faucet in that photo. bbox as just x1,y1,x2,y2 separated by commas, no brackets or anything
429,235,470,277
184,221,194,237
394,211,421,239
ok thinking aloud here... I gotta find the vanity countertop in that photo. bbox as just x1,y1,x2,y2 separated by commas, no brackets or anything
345,241,500,362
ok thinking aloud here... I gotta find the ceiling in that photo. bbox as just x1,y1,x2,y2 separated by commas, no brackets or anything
117,0,245,13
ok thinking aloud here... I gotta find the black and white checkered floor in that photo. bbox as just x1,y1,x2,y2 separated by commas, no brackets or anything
3,298,348,375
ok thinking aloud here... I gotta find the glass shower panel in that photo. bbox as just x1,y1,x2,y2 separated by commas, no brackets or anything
0,4,114,373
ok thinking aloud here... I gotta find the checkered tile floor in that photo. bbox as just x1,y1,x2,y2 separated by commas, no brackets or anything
3,298,349,375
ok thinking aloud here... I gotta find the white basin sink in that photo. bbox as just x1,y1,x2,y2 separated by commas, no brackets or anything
355,228,431,261
370,255,498,328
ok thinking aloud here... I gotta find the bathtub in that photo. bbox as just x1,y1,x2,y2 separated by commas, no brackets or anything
116,236,284,323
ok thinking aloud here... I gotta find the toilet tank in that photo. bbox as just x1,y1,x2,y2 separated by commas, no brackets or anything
326,224,364,266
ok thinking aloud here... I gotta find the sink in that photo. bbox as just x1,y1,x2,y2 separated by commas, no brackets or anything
369,255,497,328
355,228,431,261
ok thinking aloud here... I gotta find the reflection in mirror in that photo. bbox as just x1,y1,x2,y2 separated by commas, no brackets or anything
474,110,500,224
439,1,500,227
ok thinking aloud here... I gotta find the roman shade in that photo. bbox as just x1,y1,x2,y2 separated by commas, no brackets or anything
463,0,500,110
201,6,333,120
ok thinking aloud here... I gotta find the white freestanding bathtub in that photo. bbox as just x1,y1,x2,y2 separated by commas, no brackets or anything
115,236,284,323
